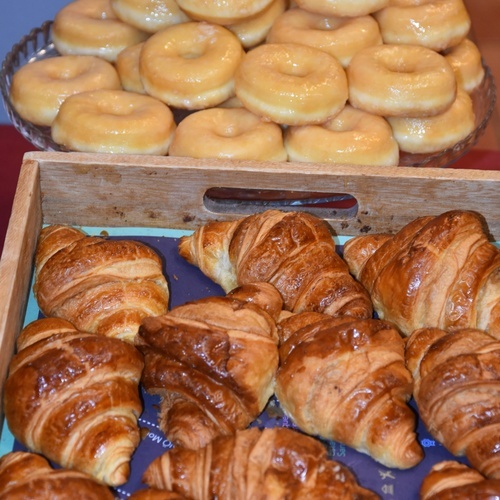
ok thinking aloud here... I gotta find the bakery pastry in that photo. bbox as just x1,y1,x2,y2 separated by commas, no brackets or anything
33,224,170,343
178,209,373,319
3,317,144,486
276,312,423,469
343,210,500,338
136,282,281,450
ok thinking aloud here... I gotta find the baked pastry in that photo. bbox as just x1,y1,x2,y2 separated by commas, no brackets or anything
33,224,170,343
0,451,114,499
142,426,379,499
406,326,500,479
178,209,373,319
129,488,188,500
3,317,144,486
276,312,423,469
136,282,281,450
343,210,500,338
420,460,500,499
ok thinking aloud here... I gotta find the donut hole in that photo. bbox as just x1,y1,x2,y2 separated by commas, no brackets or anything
278,61,314,79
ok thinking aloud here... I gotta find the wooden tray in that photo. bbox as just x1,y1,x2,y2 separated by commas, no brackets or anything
1,150,499,430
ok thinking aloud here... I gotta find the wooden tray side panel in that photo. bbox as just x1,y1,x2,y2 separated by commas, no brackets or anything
0,159,42,425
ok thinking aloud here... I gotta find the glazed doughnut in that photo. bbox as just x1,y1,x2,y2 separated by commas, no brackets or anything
175,0,274,25
227,0,287,49
388,88,475,154
116,42,146,94
285,105,399,166
169,107,288,161
444,38,485,93
234,43,348,126
110,0,191,33
266,8,382,68
374,0,471,52
347,44,457,117
293,0,389,17
9,55,121,127
140,22,245,109
51,89,176,155
52,0,149,63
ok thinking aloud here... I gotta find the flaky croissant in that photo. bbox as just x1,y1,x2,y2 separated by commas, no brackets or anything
276,312,423,469
0,451,114,499
136,282,281,450
420,460,500,499
406,326,500,479
142,426,379,499
178,209,373,319
343,210,500,338
33,224,170,343
3,317,144,486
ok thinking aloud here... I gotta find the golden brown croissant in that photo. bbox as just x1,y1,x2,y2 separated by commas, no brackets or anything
343,210,500,338
3,317,144,486
406,326,500,479
0,451,114,499
178,209,373,319
276,312,423,469
142,426,379,499
136,282,281,450
420,460,500,500
129,488,188,500
33,224,170,343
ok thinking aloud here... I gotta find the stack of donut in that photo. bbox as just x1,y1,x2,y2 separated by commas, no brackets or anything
9,0,486,165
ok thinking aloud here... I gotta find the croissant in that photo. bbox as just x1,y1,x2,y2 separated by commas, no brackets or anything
342,210,500,338
406,326,500,479
178,209,373,319
0,451,114,499
142,426,379,499
275,312,423,469
129,489,188,500
136,282,281,450
33,224,170,343
3,317,144,486
420,460,500,499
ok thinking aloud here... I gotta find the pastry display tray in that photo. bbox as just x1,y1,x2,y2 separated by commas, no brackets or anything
0,152,499,499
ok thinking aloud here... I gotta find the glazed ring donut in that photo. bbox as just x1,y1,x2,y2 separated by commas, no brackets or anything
228,0,287,49
293,0,389,17
52,0,149,62
234,43,348,126
110,0,191,33
169,107,288,161
51,89,176,155
116,42,146,94
347,44,457,117
140,22,245,109
285,105,399,166
266,7,382,68
374,0,471,52
388,88,475,154
9,55,121,127
175,0,274,25
444,39,485,93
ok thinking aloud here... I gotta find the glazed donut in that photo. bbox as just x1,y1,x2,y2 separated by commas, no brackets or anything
169,107,288,161
293,0,389,17
266,8,382,68
234,43,348,126
9,55,121,127
51,89,176,155
374,0,471,52
140,22,245,109
52,0,149,63
110,0,191,33
116,42,146,94
444,38,485,93
285,105,399,166
227,0,287,49
347,44,457,117
388,88,475,154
